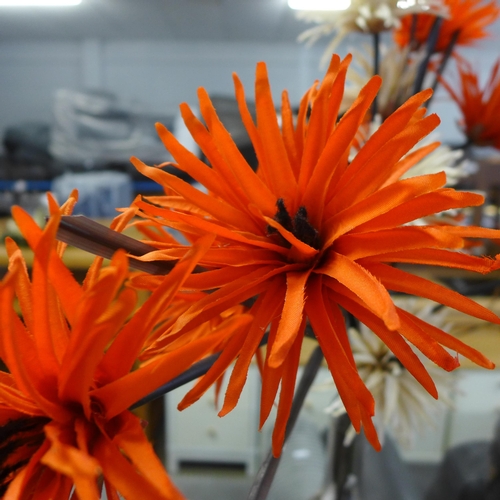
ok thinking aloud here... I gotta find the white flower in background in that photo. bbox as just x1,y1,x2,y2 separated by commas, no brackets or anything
351,114,476,187
401,135,477,186
325,300,456,448
297,0,448,67
350,119,477,225
341,44,425,117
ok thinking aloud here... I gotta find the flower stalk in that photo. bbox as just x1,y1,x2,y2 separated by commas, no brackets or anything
247,345,324,500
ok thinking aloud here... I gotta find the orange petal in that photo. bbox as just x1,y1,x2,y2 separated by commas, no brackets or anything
268,271,309,368
335,226,464,261
366,261,500,326
316,252,400,330
219,279,285,416
41,423,101,500
302,76,382,225
111,412,184,500
176,315,253,410
324,172,447,245
94,325,232,419
366,248,497,274
98,234,215,383
305,276,375,426
271,324,304,457
328,286,438,398
351,189,484,234
254,62,297,203
92,431,183,500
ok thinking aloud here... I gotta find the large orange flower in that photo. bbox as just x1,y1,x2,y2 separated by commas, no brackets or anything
0,197,222,499
441,56,500,149
130,54,500,455
394,0,500,53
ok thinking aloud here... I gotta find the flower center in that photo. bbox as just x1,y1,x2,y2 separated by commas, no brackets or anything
268,198,320,249
0,416,49,496
90,397,106,421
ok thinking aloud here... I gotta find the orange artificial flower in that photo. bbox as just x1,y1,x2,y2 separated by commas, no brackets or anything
441,56,500,149
394,0,500,53
131,54,500,455
0,198,222,499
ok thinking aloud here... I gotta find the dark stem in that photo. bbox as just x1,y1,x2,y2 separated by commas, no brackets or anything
130,333,269,409
451,137,474,151
334,413,358,500
129,352,221,410
246,345,324,500
409,14,418,51
371,31,380,118
57,215,184,275
412,16,443,95
426,29,460,109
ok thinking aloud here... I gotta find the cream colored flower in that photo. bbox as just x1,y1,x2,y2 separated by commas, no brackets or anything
401,135,476,186
342,44,425,117
350,110,476,189
349,118,477,226
297,0,448,67
325,304,456,448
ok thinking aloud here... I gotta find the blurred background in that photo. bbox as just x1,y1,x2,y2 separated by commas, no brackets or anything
1,2,500,499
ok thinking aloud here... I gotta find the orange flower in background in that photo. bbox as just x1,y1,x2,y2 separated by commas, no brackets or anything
394,0,500,53
130,54,500,455
441,56,500,149
0,198,223,499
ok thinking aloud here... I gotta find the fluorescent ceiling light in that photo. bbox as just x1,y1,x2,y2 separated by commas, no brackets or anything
0,0,81,6
288,0,351,10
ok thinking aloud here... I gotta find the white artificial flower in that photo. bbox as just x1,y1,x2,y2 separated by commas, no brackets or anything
350,112,476,188
349,116,477,226
325,299,456,448
297,0,448,67
341,44,426,117
401,135,477,186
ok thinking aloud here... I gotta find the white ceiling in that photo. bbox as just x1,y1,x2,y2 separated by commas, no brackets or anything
0,0,498,48
0,0,306,42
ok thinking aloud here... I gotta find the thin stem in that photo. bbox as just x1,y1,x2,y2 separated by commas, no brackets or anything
246,345,325,500
334,413,358,500
409,14,418,51
412,17,443,95
129,352,221,410
371,31,380,118
426,29,460,109
130,332,269,409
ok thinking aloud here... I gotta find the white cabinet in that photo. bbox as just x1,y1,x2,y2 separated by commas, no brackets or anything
446,369,500,448
165,364,335,476
397,369,500,463
165,364,261,475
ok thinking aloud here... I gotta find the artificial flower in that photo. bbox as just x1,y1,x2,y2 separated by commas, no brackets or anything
326,299,456,448
441,56,500,149
130,54,500,456
0,196,223,499
297,0,446,67
351,114,475,186
394,0,500,53
342,44,427,117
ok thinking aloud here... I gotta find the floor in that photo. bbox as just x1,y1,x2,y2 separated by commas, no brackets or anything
172,469,253,500
168,456,440,500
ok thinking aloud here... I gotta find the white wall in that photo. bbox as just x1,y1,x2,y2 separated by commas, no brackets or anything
0,37,497,150
0,39,327,144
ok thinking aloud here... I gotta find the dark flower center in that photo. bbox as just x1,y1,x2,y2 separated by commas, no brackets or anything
268,198,320,249
0,416,49,496
90,397,106,420
384,355,405,371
